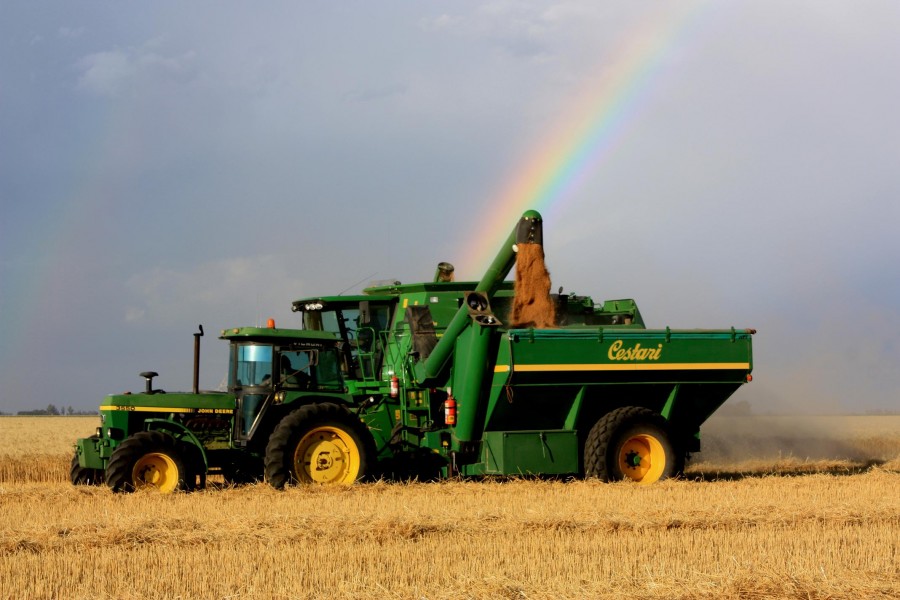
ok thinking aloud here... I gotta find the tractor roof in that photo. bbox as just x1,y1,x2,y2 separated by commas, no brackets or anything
218,327,338,344
291,281,516,311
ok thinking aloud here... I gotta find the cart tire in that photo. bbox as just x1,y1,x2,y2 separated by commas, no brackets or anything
265,403,374,488
584,407,679,484
105,431,190,493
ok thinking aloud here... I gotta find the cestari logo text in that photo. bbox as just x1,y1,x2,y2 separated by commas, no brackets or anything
607,340,663,361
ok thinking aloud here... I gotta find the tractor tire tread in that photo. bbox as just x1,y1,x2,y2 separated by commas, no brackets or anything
70,453,104,485
264,402,374,489
105,430,187,493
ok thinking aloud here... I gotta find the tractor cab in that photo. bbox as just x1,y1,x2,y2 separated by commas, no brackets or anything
292,295,396,383
220,325,344,443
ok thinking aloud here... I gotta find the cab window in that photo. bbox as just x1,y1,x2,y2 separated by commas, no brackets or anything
231,344,273,388
277,350,313,389
316,350,343,389
301,302,393,380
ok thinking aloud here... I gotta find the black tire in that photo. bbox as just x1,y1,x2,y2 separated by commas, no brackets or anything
70,452,104,486
105,431,190,493
265,403,375,489
584,407,682,484
222,453,264,485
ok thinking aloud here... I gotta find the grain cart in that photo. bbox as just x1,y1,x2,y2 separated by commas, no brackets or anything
72,210,754,491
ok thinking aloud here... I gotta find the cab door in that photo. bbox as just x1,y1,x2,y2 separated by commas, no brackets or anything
230,343,274,443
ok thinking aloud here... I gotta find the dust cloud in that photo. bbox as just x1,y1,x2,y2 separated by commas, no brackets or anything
696,414,900,464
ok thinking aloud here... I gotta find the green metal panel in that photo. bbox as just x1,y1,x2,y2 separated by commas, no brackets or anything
487,328,753,435
75,435,104,470
99,392,234,412
450,322,493,442
503,328,753,382
219,327,338,343
482,430,579,475
661,384,680,420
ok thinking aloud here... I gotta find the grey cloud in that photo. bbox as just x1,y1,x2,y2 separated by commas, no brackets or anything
76,50,134,95
3,1,900,414
124,256,306,328
58,26,85,39
76,45,199,96
343,83,408,103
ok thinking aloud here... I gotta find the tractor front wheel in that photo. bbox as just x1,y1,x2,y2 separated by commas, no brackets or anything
222,453,264,486
70,453,104,486
265,403,374,488
584,407,681,484
105,431,190,493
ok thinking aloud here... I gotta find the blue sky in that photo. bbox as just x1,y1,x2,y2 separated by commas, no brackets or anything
1,1,899,414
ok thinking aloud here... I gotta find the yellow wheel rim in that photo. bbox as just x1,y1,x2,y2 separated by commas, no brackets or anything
618,434,666,484
294,426,360,484
132,452,180,493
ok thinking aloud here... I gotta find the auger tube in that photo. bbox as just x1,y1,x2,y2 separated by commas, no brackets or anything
413,210,542,385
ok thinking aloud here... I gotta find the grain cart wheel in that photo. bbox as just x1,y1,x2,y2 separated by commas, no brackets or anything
584,407,678,484
265,403,374,488
70,453,104,485
105,431,189,493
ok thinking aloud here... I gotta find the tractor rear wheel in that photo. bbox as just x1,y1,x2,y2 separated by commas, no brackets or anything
70,453,104,486
105,431,190,493
265,403,374,488
584,407,681,484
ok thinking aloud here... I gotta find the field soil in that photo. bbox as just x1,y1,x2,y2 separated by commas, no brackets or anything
1,416,898,599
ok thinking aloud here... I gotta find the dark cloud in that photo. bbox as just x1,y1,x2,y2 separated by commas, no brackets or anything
1,1,899,414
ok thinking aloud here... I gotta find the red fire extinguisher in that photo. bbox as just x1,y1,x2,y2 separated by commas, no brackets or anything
390,374,399,398
444,388,457,426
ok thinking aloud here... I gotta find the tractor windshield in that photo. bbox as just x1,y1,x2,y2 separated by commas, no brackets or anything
301,303,392,380
302,309,339,333
231,343,274,388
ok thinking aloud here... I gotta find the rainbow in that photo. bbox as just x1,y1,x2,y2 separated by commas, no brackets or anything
0,104,132,368
458,3,707,276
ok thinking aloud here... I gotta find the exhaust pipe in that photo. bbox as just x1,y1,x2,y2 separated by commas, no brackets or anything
193,325,204,394
434,262,455,283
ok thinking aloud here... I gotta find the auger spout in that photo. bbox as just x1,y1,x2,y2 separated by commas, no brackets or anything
413,210,542,386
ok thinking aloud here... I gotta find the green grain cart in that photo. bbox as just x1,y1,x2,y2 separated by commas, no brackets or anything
72,210,754,491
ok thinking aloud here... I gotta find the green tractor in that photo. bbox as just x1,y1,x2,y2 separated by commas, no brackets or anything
73,326,376,491
73,210,753,492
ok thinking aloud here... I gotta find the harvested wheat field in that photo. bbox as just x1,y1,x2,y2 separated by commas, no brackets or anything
1,416,899,599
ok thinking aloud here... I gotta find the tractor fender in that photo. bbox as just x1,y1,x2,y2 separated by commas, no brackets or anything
143,418,208,472
280,392,355,408
272,394,358,419
276,393,359,418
